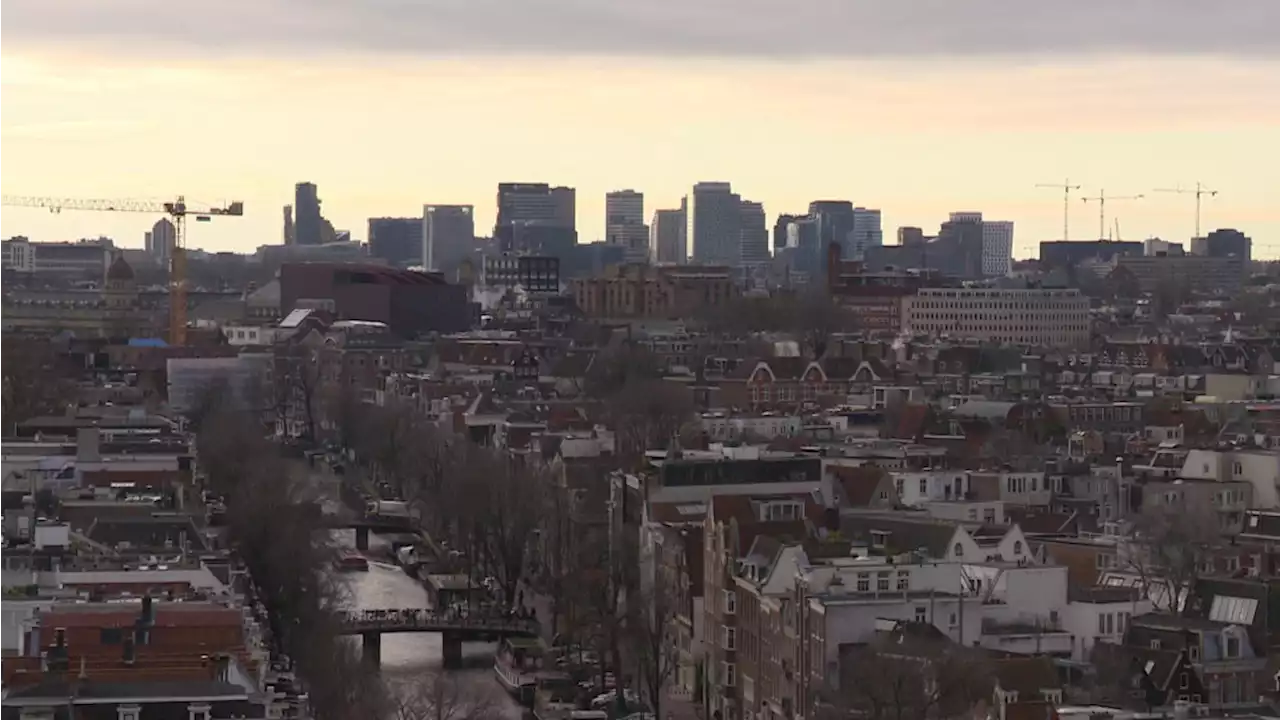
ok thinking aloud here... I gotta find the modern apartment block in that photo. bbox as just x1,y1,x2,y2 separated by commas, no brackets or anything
903,287,1091,348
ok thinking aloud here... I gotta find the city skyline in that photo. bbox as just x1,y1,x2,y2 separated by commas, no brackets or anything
2,2,1278,257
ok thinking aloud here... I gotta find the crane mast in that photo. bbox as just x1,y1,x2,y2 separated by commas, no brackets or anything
1035,179,1082,241
1154,182,1218,239
1080,190,1144,241
1,195,244,346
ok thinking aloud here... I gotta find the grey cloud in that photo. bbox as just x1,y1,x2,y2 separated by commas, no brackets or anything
3,0,1278,58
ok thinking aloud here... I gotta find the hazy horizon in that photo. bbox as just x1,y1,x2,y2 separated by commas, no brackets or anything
3,1,1278,258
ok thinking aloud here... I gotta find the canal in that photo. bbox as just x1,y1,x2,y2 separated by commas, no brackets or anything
330,528,523,718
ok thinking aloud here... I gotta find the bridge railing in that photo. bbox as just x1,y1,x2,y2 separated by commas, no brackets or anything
337,609,539,633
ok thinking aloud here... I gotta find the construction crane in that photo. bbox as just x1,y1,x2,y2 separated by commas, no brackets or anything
1154,182,1218,239
1080,190,1144,241
1,195,244,346
1035,179,1082,241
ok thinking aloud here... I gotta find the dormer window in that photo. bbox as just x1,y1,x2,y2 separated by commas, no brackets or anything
871,531,890,549
762,501,802,522
118,706,141,720
1224,633,1241,659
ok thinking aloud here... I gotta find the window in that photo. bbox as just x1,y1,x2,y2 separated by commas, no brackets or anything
188,705,211,720
1189,645,1200,662
722,626,737,651
724,590,737,615
856,573,870,593
953,543,964,558
919,478,928,494
915,606,927,623
722,662,737,687
1013,541,1023,555
1151,639,1162,650
1098,613,1107,635
1224,635,1240,659
1180,673,1189,689
896,572,909,591
877,572,890,592
118,706,141,720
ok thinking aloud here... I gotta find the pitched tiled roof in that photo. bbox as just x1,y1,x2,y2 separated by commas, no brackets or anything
992,656,1061,695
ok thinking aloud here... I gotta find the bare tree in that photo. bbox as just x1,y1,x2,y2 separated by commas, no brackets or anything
611,378,695,470
630,558,682,720
1,336,77,433
274,344,323,442
392,672,501,720
1124,503,1222,616
475,452,547,605
835,640,992,720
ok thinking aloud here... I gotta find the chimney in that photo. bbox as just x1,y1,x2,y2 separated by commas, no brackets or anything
47,628,70,672
122,633,136,665
76,427,101,462
140,594,155,626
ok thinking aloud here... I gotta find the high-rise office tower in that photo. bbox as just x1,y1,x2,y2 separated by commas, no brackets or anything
849,208,883,260
368,217,425,266
650,208,686,264
423,205,476,272
738,200,769,266
294,182,323,246
496,183,576,231
949,212,1014,277
898,226,926,246
282,205,295,245
605,190,648,263
495,183,576,256
982,221,1015,276
773,214,803,252
146,218,176,264
1192,228,1251,263
606,190,644,228
688,182,742,266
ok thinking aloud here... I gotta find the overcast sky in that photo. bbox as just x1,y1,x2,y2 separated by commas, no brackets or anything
5,0,1279,58
3,1,1278,256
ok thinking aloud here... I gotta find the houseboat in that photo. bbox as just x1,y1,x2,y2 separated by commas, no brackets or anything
494,636,548,707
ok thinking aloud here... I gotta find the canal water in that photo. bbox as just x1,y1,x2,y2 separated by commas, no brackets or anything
330,529,523,718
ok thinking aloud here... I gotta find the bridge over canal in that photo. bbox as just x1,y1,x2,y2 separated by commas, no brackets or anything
336,609,540,668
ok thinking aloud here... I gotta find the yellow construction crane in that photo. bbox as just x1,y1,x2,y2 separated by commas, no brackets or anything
1154,182,1218,239
1,195,244,346
1080,190,1144,241
1035,178,1082,241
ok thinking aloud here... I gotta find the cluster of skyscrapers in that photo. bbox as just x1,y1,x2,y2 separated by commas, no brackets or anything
291,179,1018,283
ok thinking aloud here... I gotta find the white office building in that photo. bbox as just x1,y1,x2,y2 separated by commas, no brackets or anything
982,221,1015,276
904,287,1090,348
